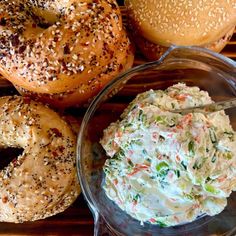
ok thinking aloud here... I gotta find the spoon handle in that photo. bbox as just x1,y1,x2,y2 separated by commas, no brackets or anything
172,98,236,115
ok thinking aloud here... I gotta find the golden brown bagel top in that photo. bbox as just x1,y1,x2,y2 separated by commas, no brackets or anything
0,0,123,93
125,0,236,46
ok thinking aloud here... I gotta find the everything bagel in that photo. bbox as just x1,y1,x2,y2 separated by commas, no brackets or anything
0,96,80,222
15,32,134,107
0,0,133,103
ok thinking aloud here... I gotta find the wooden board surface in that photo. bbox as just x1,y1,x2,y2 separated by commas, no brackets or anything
0,2,235,236
0,195,93,235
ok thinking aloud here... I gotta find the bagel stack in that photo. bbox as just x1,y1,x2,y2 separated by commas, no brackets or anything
125,0,236,60
0,0,134,108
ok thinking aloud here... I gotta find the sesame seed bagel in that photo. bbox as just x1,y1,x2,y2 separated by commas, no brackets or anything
14,33,134,108
0,96,80,223
125,0,236,47
0,0,131,95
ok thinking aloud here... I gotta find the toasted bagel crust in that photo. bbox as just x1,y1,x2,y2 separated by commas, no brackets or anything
130,27,235,60
15,33,134,107
125,0,236,46
0,0,133,107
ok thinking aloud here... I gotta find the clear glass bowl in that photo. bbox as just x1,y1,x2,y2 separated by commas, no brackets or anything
77,46,236,236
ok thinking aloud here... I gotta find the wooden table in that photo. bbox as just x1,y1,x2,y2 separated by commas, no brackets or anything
0,195,94,235
0,2,235,236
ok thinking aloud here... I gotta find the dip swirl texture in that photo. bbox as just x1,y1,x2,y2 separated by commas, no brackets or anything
100,83,236,226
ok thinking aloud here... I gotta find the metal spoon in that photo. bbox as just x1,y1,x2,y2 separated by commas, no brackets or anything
172,97,236,115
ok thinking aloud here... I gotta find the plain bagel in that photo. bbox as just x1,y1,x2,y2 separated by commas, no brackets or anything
125,0,236,60
0,96,80,223
129,25,235,61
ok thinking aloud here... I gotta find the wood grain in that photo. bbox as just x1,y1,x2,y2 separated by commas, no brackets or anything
0,195,94,236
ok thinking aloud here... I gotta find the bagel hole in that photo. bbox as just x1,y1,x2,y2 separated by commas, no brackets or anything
0,148,24,170
31,8,59,29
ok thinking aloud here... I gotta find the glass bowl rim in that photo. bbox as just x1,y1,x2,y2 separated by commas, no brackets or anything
76,45,236,227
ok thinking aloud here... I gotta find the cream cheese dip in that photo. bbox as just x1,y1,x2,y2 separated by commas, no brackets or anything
100,83,236,227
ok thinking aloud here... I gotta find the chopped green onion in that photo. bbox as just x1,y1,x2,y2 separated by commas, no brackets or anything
124,123,133,128
159,169,169,179
155,116,166,125
175,169,180,178
205,184,219,194
169,117,177,127
128,159,134,167
224,131,234,136
209,128,217,144
142,149,148,155
188,140,195,156
194,157,207,170
196,177,203,185
184,193,194,200
156,161,169,172
211,156,216,163
142,114,147,123
138,109,144,121
131,104,137,111
224,131,234,141
156,116,163,122
206,176,211,182
133,193,141,202
157,221,167,227
104,167,111,174
119,149,125,157
181,161,187,170
225,152,233,160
